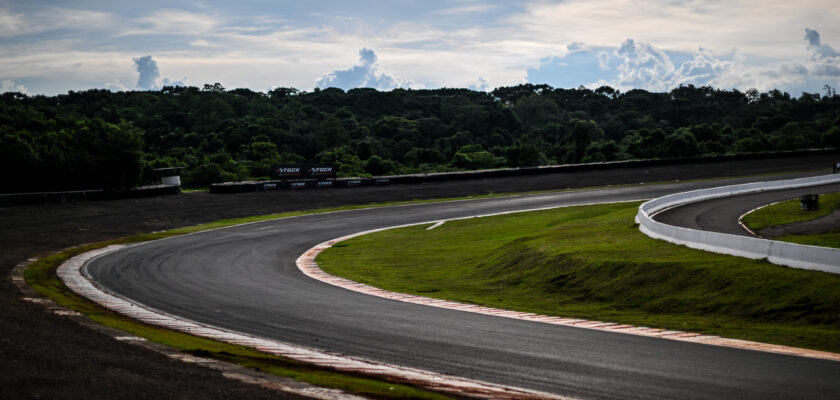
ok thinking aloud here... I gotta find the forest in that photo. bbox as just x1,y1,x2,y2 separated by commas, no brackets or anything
1,83,839,192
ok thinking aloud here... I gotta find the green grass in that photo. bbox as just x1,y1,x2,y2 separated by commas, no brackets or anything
741,192,840,249
317,202,840,353
774,231,840,248
741,192,840,230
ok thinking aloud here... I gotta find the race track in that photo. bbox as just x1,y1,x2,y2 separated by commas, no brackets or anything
86,173,840,400
653,182,840,235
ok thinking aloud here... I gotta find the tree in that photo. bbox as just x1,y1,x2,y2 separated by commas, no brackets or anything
569,119,604,162
363,155,398,176
202,82,226,92
505,143,545,167
662,128,698,158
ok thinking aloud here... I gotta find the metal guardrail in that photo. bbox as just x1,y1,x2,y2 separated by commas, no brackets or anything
636,174,840,274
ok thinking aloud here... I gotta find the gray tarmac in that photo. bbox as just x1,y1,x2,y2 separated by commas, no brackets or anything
88,172,840,400
654,182,840,235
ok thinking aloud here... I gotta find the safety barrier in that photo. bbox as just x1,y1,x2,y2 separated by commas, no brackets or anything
210,149,837,194
636,174,840,274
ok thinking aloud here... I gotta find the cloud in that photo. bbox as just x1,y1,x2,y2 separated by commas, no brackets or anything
105,79,129,92
805,28,839,60
132,55,187,90
0,79,28,94
435,5,499,15
0,9,25,37
131,9,218,36
133,55,160,90
0,8,115,37
612,39,678,91
468,77,490,92
162,77,187,87
744,29,840,93
526,29,840,95
316,48,414,90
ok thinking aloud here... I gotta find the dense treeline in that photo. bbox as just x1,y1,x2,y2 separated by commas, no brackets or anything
1,83,839,192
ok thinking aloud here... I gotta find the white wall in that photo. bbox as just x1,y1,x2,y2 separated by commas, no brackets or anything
636,174,840,274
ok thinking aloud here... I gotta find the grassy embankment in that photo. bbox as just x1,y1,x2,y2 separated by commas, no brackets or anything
741,192,840,248
317,201,840,353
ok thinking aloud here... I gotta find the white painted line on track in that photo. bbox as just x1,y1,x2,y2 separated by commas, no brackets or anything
738,201,782,238
425,221,445,230
296,210,840,364
60,245,572,400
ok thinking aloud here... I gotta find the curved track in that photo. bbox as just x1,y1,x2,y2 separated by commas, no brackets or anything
87,174,840,400
654,182,840,235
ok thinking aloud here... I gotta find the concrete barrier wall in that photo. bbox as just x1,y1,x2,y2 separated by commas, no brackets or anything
636,174,840,274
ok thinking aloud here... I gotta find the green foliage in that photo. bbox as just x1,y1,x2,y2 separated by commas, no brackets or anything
363,155,397,176
1,83,838,191
452,144,505,169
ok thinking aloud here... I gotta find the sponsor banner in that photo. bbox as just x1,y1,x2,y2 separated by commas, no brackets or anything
307,165,337,180
271,165,304,180
308,180,335,189
288,181,308,190
375,178,391,185
271,164,337,180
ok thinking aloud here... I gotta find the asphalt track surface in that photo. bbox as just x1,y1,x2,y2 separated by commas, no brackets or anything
654,182,840,236
86,174,840,400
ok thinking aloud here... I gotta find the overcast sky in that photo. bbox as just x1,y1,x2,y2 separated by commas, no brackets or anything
2,0,839,96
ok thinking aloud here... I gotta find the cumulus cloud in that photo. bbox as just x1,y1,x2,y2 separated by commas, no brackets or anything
745,29,840,92
132,55,187,90
0,79,28,94
105,78,129,92
316,48,414,90
527,28,840,95
805,28,839,60
612,39,677,91
133,55,160,90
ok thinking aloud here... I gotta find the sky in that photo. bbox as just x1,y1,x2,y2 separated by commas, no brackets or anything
1,0,839,96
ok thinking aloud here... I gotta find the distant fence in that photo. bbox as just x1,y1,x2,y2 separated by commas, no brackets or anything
211,148,839,194
211,178,392,193
636,174,840,274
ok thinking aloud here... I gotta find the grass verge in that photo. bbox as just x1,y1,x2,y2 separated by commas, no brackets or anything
24,229,457,399
774,231,840,248
741,191,840,248
741,192,840,230
317,201,840,353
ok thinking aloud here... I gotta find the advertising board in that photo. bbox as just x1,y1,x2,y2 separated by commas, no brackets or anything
271,165,304,180
271,164,337,180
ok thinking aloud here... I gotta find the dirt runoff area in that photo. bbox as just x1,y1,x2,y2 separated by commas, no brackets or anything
1,153,838,399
